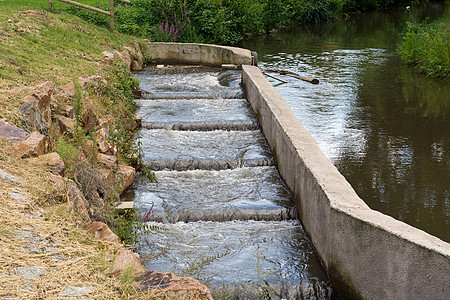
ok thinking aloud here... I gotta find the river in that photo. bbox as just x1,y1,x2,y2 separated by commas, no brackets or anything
239,2,450,242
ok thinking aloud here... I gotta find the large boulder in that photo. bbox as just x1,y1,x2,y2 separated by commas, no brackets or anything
115,165,135,194
0,121,28,142
85,221,121,245
5,131,46,158
111,248,147,277
138,271,213,300
20,81,55,134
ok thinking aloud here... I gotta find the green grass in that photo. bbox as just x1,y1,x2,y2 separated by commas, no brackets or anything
0,0,138,124
398,15,450,80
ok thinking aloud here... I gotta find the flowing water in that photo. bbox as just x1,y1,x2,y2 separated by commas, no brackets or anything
126,67,335,299
240,2,450,242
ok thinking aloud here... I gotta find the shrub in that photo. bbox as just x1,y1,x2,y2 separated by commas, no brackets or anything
398,16,450,80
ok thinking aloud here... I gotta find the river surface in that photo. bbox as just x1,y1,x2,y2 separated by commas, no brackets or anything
239,2,450,242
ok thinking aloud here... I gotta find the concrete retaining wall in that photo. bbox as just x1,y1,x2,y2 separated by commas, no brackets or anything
241,65,450,300
141,42,254,67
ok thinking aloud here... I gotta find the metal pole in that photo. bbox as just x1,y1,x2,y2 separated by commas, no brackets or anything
110,0,114,31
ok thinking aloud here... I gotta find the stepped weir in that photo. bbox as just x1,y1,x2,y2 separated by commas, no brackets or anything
124,43,449,300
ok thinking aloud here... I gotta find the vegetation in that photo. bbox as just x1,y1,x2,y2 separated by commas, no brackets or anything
0,2,160,298
40,0,432,46
398,15,450,79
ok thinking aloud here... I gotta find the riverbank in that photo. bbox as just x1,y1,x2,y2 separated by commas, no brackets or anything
0,4,213,299
398,14,450,79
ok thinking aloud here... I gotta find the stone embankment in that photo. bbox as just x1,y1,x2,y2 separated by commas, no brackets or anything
0,41,213,299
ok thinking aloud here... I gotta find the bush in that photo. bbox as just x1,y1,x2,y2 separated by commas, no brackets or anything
398,16,450,79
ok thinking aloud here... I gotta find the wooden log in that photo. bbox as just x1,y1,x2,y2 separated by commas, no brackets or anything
286,73,319,84
262,71,289,84
54,0,110,15
264,68,319,84
118,0,131,3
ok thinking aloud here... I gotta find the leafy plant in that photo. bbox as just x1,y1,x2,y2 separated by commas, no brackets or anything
180,251,231,286
398,16,450,80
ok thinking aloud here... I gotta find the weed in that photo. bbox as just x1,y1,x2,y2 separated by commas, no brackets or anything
55,135,79,174
180,251,231,286
398,16,450,80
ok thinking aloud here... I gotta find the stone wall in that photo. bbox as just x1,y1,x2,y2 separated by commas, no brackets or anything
141,42,255,67
241,65,450,300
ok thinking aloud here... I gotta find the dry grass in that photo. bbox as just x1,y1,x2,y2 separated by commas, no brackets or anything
0,142,162,299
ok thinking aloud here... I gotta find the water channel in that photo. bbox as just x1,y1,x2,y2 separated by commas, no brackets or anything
125,67,335,299
240,2,450,242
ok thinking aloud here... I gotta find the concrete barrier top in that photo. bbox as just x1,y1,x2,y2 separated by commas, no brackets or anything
241,64,450,300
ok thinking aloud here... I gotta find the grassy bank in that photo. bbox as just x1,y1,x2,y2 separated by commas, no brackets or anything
0,2,162,298
398,15,450,79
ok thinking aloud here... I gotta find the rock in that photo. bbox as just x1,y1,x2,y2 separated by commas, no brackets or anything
28,81,55,119
96,127,113,154
60,105,74,119
59,286,94,299
64,178,90,222
138,271,214,300
131,59,144,72
97,153,117,169
20,100,48,134
56,115,75,135
98,115,112,132
0,121,28,142
37,153,65,176
115,165,135,194
0,168,23,184
85,221,121,245
103,51,114,59
54,82,75,102
22,131,46,156
17,266,46,279
78,75,107,89
98,168,115,186
81,108,98,134
111,248,147,277
5,131,46,158
114,49,131,70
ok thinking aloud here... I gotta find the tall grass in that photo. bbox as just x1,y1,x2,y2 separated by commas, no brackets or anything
398,16,450,80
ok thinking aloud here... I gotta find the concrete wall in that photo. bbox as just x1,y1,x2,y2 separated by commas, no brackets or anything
141,42,255,67
241,65,450,300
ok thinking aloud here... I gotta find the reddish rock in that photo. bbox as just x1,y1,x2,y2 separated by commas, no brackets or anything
37,152,65,176
111,248,147,277
138,271,213,300
97,153,117,169
115,165,135,194
98,168,115,186
60,105,74,119
0,121,28,142
131,59,144,72
54,82,75,101
56,115,75,135
22,131,46,156
96,128,112,154
6,131,46,158
49,175,90,221
85,221,121,245
114,49,132,70
29,81,55,119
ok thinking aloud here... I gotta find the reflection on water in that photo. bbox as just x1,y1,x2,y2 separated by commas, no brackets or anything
240,3,450,242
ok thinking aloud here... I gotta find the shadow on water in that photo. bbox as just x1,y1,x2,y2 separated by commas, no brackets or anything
239,2,450,242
